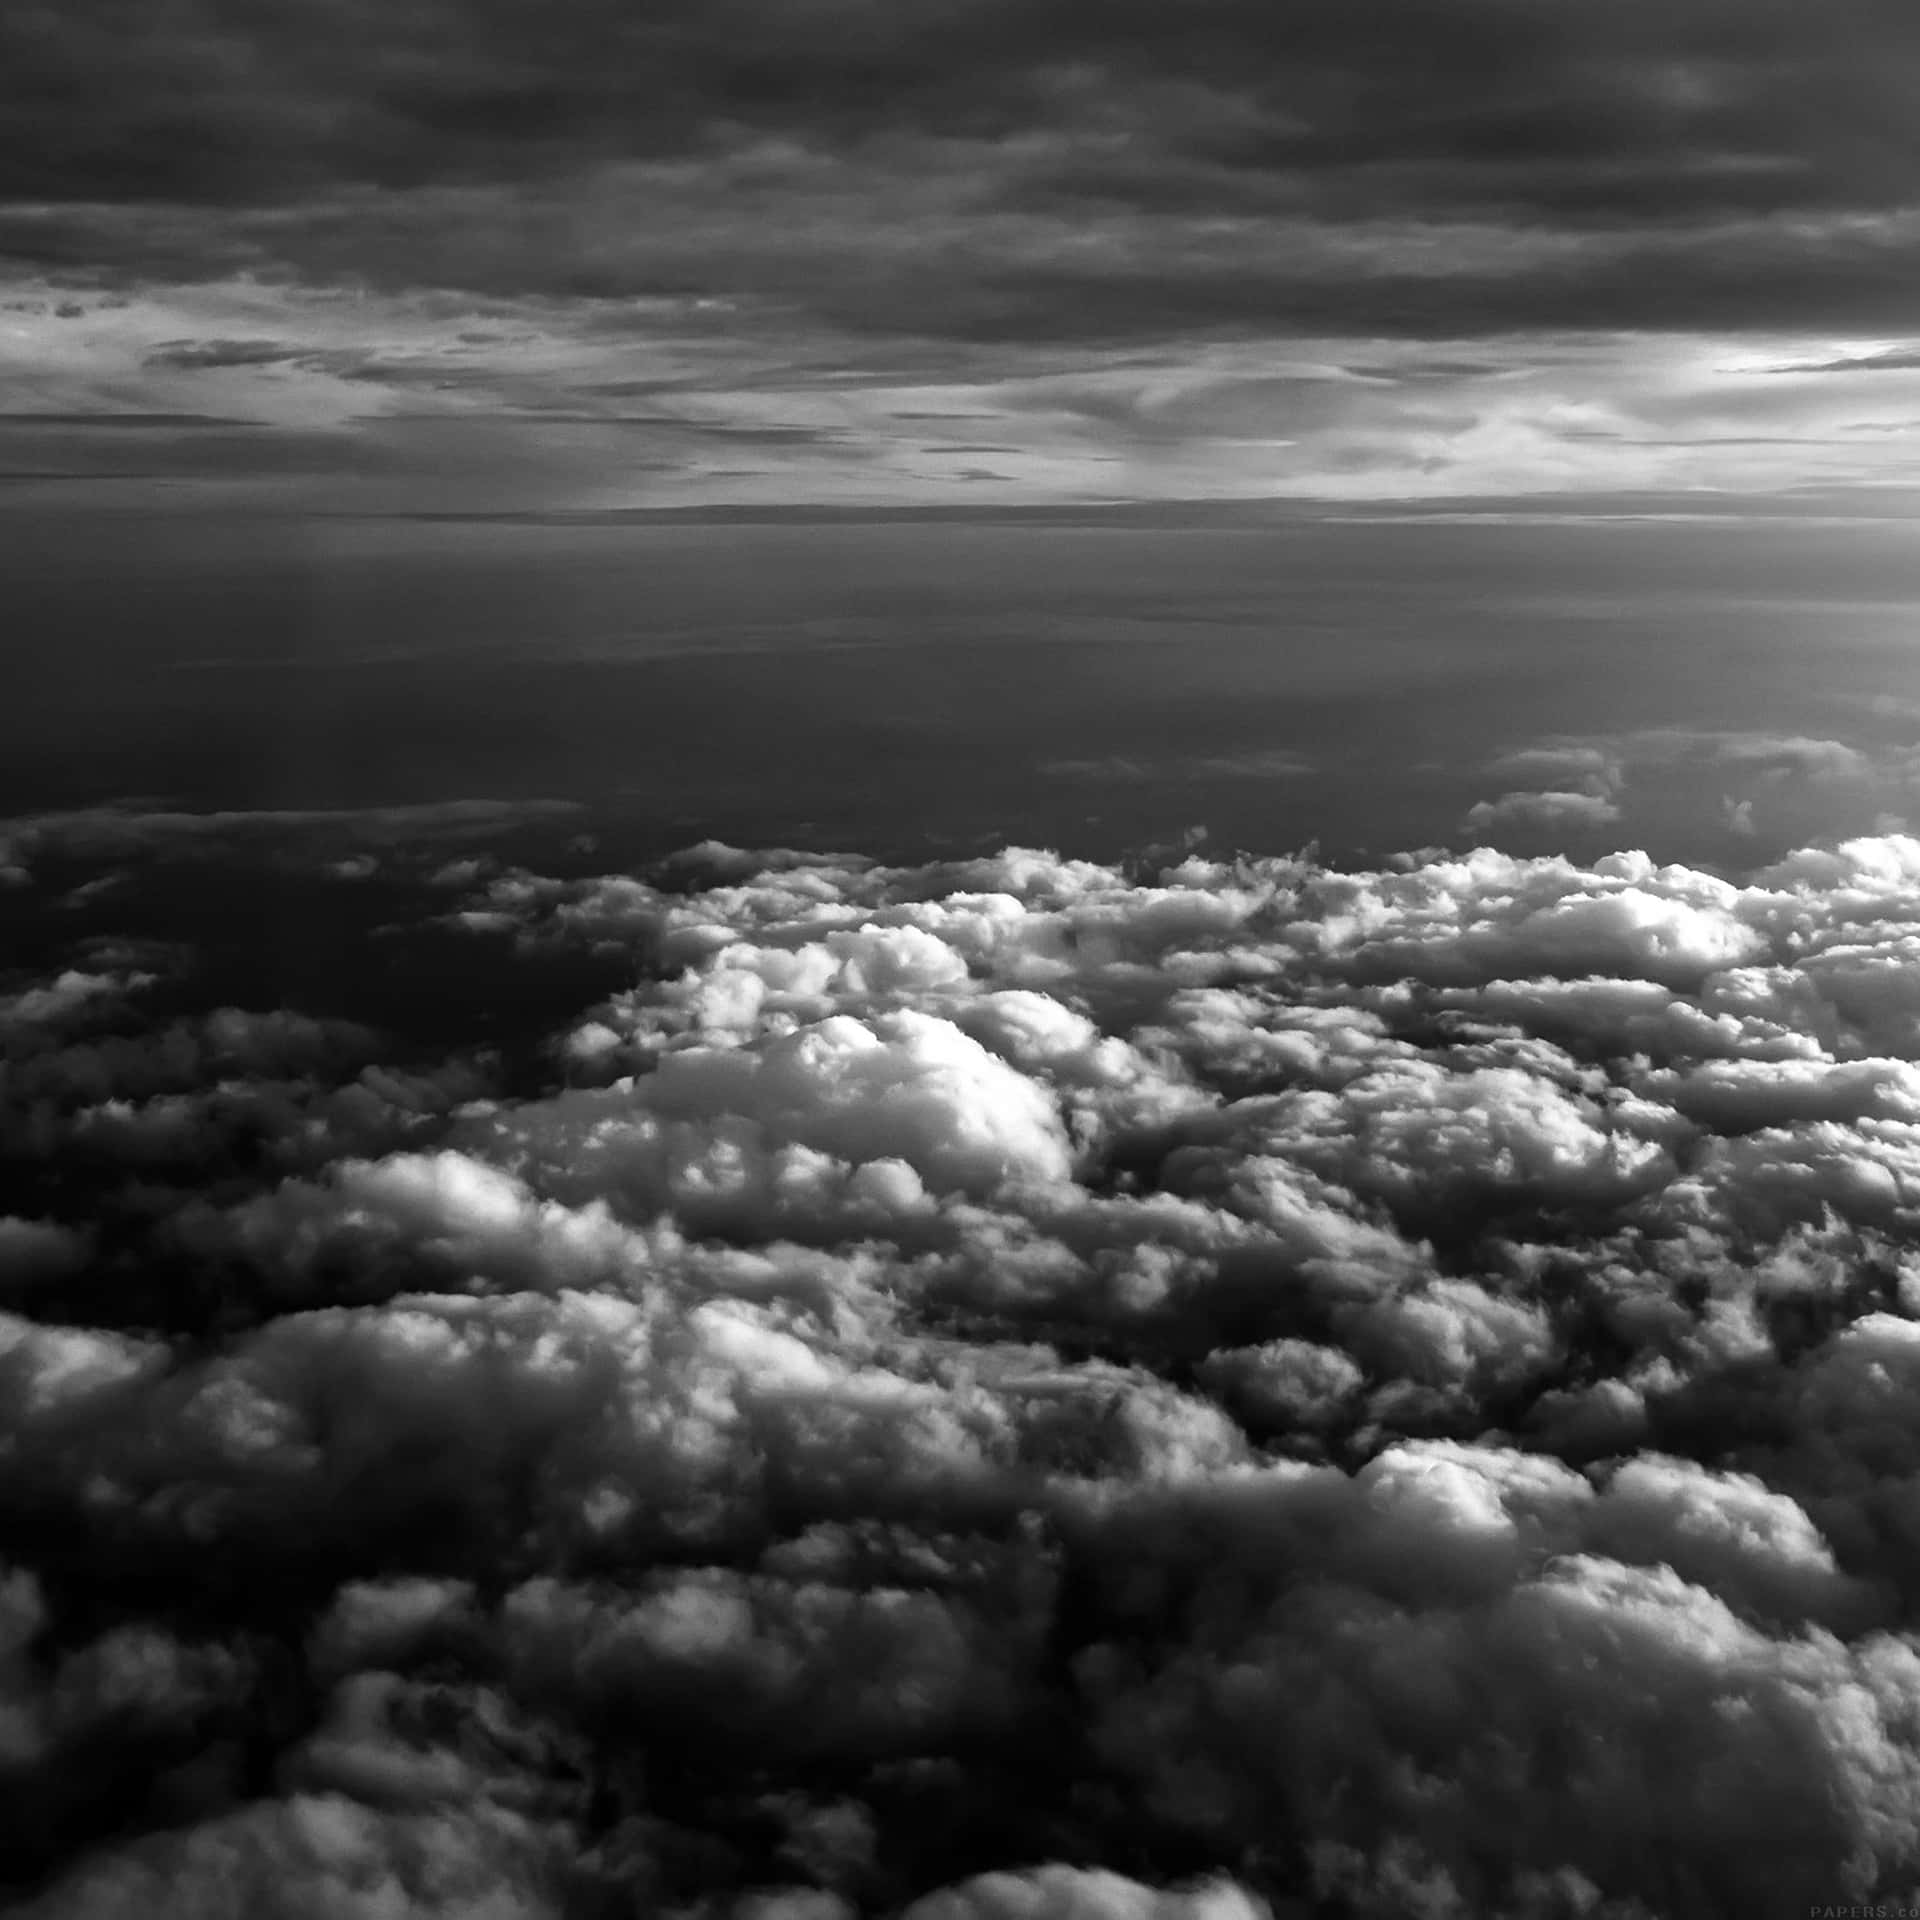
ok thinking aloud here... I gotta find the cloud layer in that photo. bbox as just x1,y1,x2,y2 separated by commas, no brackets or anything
8,1,1920,507
14,826,1920,1910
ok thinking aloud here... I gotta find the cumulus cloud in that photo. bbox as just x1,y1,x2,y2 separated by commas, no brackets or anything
1467,726,1920,856
1462,790,1624,835
902,1868,1268,1920
20,830,1920,1910
1484,745,1625,793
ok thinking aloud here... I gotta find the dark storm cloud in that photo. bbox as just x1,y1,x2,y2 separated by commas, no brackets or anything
6,0,1918,215
6,0,1920,344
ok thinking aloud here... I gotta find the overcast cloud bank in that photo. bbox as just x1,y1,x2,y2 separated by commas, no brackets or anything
10,0,1920,507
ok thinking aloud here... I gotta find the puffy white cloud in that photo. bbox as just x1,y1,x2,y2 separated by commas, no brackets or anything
635,1010,1077,1194
902,1866,1270,1920
1195,1338,1364,1431
1462,790,1623,835
1484,744,1626,792
24,830,1920,1913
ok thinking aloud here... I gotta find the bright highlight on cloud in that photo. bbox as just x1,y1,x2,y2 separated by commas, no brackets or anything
14,827,1920,1912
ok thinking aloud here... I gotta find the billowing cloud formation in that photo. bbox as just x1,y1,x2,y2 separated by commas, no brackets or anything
20,830,1920,1910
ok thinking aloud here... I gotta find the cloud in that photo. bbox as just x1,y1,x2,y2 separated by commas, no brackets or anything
1484,744,1625,792
25,826,1920,1908
902,1867,1269,1920
1768,345,1920,374
1463,726,1919,853
1693,732,1875,782
1462,790,1624,835
1041,751,1315,783
6,3,1919,300
139,339,309,372
0,1217,88,1290
0,412,268,430
9,6,1920,511
1512,728,1880,787
0,799,586,887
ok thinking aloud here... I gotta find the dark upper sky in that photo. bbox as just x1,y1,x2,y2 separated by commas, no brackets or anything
5,0,1920,511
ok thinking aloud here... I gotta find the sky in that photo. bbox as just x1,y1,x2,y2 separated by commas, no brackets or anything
21,11,1920,1917
6,0,1920,513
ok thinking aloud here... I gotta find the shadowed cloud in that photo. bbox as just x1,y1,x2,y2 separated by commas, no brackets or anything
6,1,1920,507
